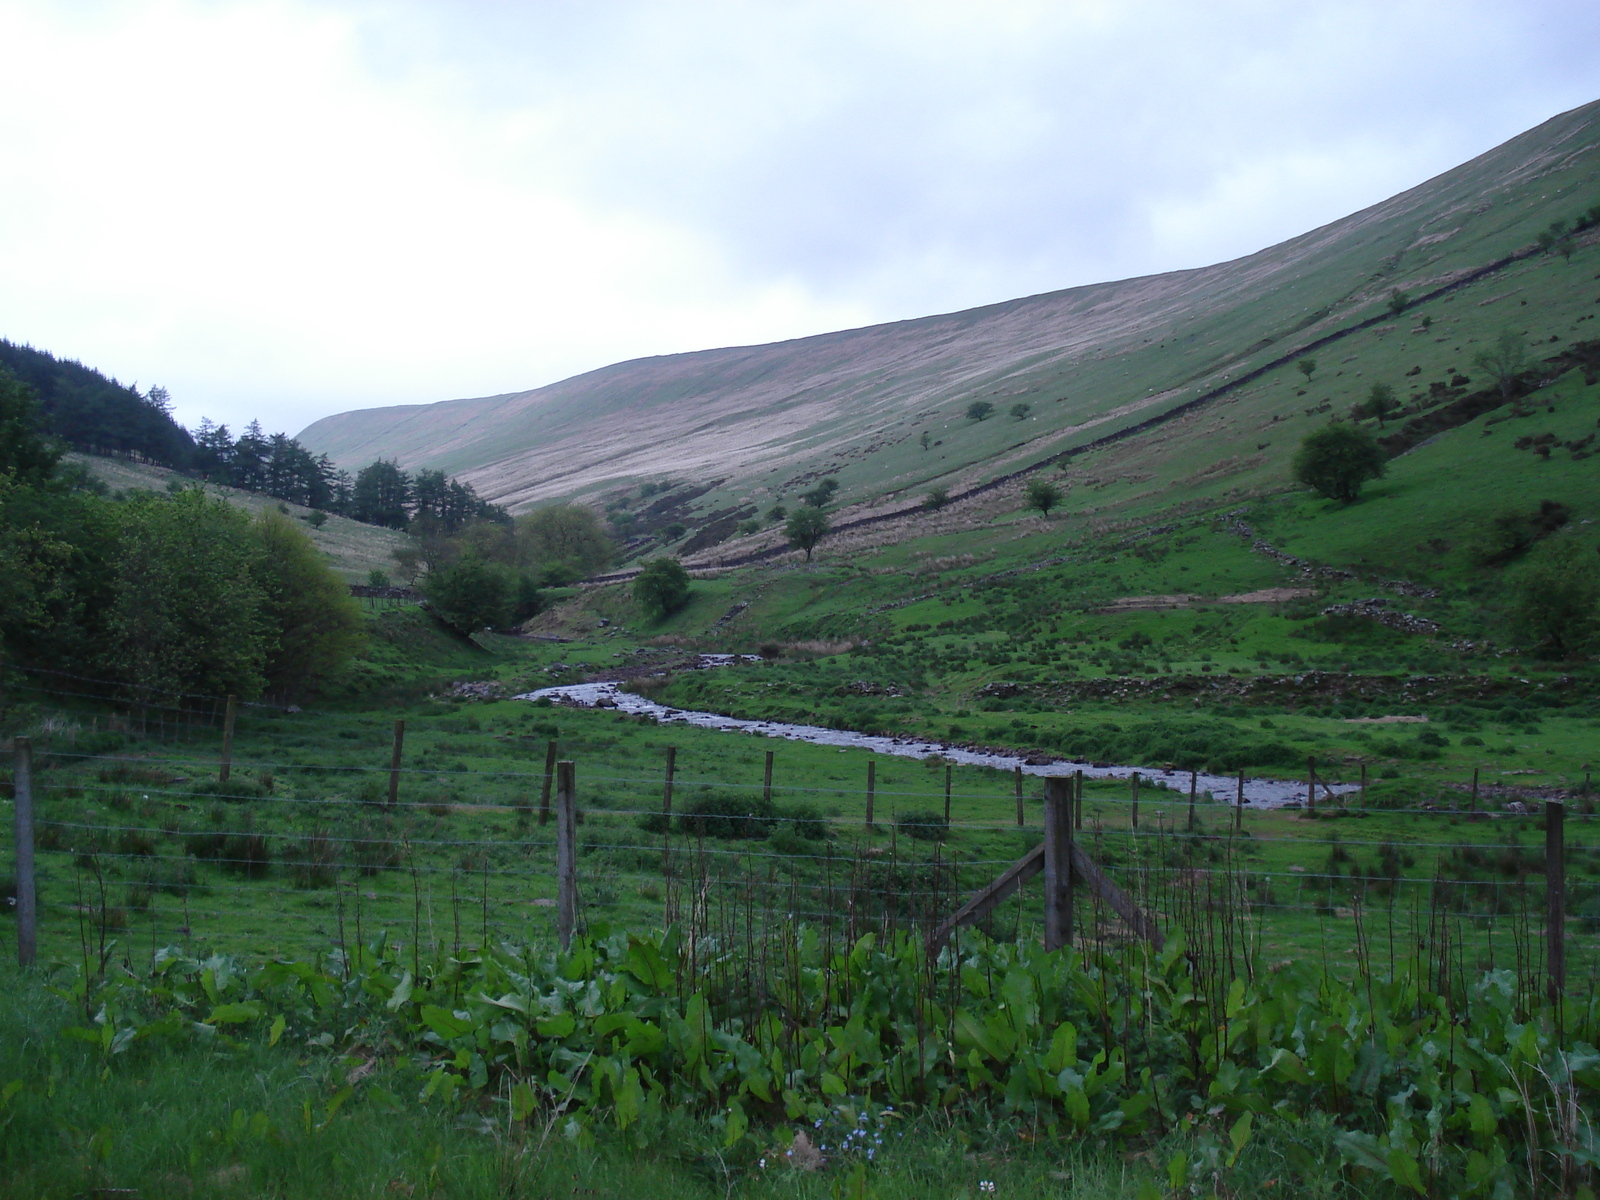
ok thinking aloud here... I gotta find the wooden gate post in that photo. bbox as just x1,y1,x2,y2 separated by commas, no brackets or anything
1307,756,1317,815
1187,769,1198,832
763,750,774,807
1131,772,1140,830
218,695,237,784
943,764,952,824
1074,770,1084,830
556,761,577,950
387,720,405,809
1014,765,1024,827
1547,801,1566,1004
1235,769,1245,832
539,740,558,826
1044,777,1074,951
13,738,36,967
865,759,876,829
1470,767,1479,812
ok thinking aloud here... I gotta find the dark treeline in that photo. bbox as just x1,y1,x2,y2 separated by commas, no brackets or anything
191,421,506,532
1,337,502,534
0,339,194,466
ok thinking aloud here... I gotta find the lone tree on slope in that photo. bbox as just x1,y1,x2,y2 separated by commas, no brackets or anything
965,400,995,422
1473,330,1531,405
1296,357,1317,384
1292,423,1386,503
786,505,831,562
1025,479,1064,517
633,556,692,622
1361,382,1398,428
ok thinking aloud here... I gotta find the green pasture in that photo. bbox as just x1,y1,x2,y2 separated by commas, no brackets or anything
8,679,1596,982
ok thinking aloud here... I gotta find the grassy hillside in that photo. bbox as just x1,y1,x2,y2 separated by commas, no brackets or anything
298,100,1600,561
69,452,409,582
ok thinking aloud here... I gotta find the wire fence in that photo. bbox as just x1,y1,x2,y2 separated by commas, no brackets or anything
2,667,1590,1011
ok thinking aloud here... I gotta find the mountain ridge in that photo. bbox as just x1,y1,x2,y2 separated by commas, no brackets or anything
297,99,1600,538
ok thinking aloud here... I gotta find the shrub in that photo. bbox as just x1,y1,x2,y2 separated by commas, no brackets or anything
286,828,338,889
897,810,949,841
219,830,271,878
423,551,515,634
784,802,830,841
188,777,269,803
636,811,671,836
633,557,692,622
677,793,778,840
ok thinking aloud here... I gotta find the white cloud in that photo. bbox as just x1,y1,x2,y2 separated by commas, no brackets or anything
0,0,1594,436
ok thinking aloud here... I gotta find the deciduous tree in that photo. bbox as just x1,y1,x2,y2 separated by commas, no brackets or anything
1510,538,1598,657
633,557,692,621
786,505,830,561
1024,479,1063,517
1291,423,1386,503
251,510,364,698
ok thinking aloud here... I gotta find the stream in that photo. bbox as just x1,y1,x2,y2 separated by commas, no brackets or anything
517,672,1356,809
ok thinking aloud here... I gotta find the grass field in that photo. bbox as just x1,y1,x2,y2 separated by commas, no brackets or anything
8,641,1593,982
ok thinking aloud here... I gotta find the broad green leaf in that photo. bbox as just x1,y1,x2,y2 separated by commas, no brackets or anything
420,1005,475,1040
1468,1092,1496,1136
1335,1130,1390,1174
1227,1112,1253,1166
384,971,413,1012
1166,1150,1188,1190
1387,1148,1426,1196
536,1012,576,1039
207,1002,263,1025
623,938,674,993
511,1083,538,1123
1045,1022,1078,1073
268,1015,285,1048
723,1099,747,1148
1226,977,1247,1019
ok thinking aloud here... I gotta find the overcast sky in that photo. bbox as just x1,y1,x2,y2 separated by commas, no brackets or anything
1,1,1596,437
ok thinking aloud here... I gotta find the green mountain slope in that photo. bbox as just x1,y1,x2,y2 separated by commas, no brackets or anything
298,99,1600,544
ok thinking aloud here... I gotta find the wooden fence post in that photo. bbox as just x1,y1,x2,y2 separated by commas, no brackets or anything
1471,767,1479,812
1235,769,1245,832
1361,762,1368,808
13,738,36,967
1547,800,1566,1005
1188,769,1198,832
218,695,237,783
1014,765,1024,827
1074,770,1084,830
865,759,876,829
763,750,774,807
540,740,558,826
1044,777,1074,952
943,764,952,824
556,761,577,950
1306,756,1317,815
1131,772,1140,830
387,719,405,809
